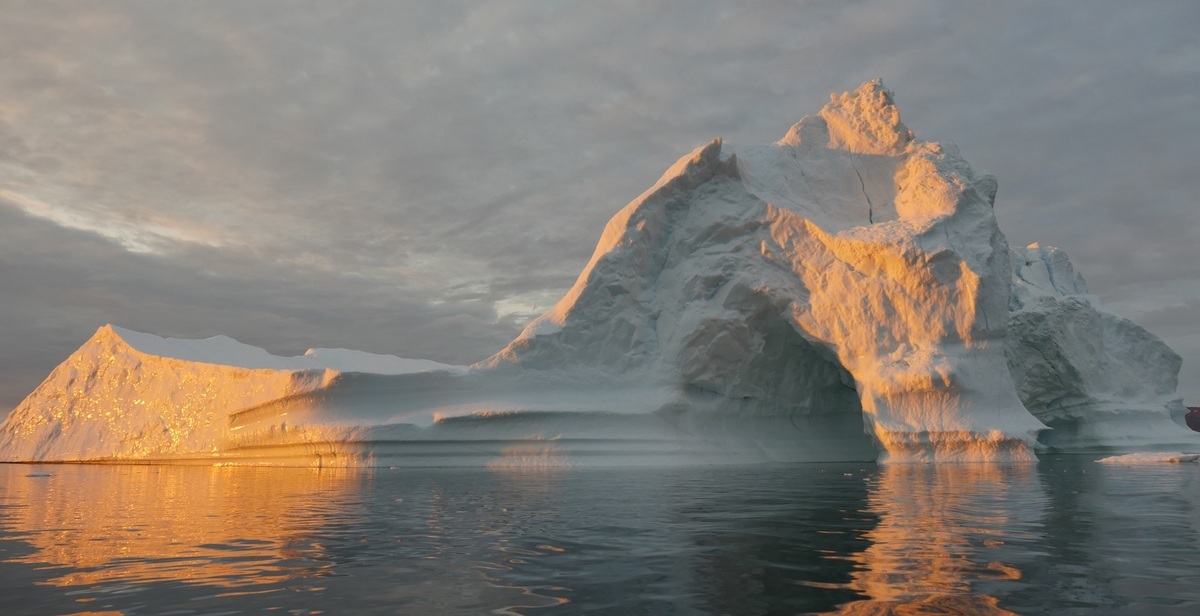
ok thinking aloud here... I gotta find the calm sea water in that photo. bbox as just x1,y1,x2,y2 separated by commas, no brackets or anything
1,458,1198,615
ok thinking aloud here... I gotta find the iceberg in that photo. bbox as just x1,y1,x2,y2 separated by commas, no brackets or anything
1008,244,1193,451
1,80,1193,465
1095,452,1199,465
0,325,464,462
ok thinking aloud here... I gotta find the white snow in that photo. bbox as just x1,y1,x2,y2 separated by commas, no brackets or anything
112,325,464,375
0,79,1193,466
1095,452,1200,465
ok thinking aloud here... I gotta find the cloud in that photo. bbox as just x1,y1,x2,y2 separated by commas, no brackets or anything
0,0,1198,411
0,189,228,253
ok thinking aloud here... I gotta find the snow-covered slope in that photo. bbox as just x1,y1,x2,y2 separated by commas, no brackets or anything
1,79,1192,465
109,325,464,375
1007,244,1193,450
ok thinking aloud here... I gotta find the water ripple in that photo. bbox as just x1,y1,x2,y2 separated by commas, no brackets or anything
0,458,1198,614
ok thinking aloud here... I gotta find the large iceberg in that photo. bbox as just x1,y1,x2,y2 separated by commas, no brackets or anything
1,80,1192,465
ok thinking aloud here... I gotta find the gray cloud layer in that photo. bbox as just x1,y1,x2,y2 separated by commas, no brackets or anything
2,0,1198,414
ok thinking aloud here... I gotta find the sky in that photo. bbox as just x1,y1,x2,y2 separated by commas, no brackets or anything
1,0,1198,416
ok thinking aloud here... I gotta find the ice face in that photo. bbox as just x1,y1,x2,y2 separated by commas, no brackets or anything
1007,245,1193,450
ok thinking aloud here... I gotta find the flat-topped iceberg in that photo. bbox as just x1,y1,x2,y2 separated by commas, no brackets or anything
0,325,463,462
1095,452,1200,465
1,80,1193,465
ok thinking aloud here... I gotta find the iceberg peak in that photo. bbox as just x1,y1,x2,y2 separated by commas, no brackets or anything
779,79,914,156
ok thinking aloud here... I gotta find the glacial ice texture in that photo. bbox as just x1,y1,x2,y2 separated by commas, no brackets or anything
1008,244,1194,451
484,79,1047,462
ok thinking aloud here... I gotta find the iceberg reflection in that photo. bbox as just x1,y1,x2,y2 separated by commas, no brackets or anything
828,464,1046,615
0,464,364,589
8,460,1195,614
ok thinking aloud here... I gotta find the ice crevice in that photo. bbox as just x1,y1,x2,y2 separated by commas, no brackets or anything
849,153,874,224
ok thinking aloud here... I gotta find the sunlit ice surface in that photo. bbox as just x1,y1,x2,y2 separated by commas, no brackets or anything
3,458,1200,614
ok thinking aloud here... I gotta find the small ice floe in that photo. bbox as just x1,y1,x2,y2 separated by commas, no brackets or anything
1095,452,1200,465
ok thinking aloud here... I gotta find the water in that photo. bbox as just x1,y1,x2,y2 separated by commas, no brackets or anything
1,458,1199,615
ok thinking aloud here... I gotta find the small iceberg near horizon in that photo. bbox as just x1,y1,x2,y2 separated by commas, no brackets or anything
1095,452,1200,465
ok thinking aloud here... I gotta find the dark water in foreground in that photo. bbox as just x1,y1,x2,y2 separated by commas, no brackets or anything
1,458,1198,615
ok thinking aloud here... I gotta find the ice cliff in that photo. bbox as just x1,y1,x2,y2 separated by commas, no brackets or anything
1008,244,1191,450
1,80,1192,465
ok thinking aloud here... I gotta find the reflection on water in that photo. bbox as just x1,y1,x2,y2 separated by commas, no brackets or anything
833,464,1043,615
1,465,363,589
1,459,1200,614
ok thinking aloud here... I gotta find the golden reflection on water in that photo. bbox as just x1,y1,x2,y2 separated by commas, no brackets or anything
0,461,1065,614
830,463,1044,615
0,464,362,589
0,463,577,613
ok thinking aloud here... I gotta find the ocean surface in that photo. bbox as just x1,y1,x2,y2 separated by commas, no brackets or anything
1,457,1198,615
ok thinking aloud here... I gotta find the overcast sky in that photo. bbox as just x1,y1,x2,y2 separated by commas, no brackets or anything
1,0,1198,415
